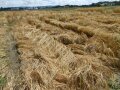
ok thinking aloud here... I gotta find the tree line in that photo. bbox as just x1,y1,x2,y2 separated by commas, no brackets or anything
0,1,120,11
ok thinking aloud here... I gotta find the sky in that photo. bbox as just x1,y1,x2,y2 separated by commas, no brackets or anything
0,0,119,7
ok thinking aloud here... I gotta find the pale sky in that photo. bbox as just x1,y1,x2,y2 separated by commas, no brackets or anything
0,0,119,7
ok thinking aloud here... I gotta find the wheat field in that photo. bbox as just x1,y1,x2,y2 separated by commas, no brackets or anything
0,6,120,90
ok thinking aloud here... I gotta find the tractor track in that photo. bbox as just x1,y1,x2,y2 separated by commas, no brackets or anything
0,19,26,90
